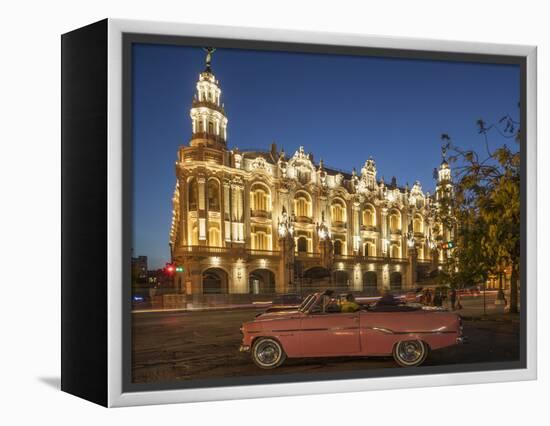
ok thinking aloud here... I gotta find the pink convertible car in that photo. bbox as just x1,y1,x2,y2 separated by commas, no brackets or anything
240,292,466,369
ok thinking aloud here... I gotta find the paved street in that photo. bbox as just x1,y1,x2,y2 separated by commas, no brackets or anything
132,301,520,384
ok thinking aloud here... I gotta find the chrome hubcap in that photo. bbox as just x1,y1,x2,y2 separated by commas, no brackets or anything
398,341,423,363
256,341,280,365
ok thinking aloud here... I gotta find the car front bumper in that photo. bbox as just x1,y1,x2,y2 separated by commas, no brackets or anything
456,336,469,344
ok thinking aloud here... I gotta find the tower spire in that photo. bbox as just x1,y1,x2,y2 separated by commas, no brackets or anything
436,141,453,200
189,47,228,149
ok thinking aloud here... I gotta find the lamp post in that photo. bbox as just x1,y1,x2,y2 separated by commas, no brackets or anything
407,230,417,289
278,207,295,293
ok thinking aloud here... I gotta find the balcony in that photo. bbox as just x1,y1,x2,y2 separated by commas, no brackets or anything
332,221,346,229
334,253,355,260
296,251,320,260
247,249,280,258
191,131,226,145
250,209,272,220
295,215,313,224
191,99,225,114
176,245,280,259
178,246,232,255
340,253,409,264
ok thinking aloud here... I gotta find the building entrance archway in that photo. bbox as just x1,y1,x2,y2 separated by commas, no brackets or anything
302,266,331,291
202,268,228,294
333,270,349,288
363,271,378,295
249,269,276,295
390,271,402,291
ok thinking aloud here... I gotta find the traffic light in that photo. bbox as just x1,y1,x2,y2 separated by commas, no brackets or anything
175,266,184,273
440,241,455,250
165,263,175,274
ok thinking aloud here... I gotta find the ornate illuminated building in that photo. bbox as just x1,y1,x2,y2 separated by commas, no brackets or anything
169,50,454,296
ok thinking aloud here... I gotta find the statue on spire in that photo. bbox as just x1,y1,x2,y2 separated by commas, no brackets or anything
440,133,451,163
203,47,216,71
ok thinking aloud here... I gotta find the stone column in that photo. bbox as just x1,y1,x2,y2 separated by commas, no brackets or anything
352,202,360,254
243,183,251,247
380,207,388,256
352,263,362,291
223,180,231,242
178,177,187,246
231,261,248,294
197,177,207,242
237,186,244,241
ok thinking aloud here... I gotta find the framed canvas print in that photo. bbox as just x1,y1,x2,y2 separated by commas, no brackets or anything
61,19,537,407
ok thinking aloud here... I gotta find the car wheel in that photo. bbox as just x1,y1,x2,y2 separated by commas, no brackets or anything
251,337,286,369
392,340,429,367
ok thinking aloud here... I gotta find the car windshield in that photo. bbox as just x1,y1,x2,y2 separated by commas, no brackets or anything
299,294,317,313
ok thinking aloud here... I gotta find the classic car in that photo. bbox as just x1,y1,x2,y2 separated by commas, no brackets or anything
240,291,466,369
263,293,304,313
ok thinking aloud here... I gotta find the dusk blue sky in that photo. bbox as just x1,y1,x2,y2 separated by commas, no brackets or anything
132,43,520,269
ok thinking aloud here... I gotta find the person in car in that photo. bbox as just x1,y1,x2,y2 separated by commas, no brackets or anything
340,293,360,313
320,290,340,313
378,291,402,306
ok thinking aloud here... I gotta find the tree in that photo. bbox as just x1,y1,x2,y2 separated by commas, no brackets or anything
445,114,520,313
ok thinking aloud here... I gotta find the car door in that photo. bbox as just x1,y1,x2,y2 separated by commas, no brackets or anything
299,311,361,356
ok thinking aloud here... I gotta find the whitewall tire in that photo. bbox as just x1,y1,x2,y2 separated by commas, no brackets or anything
251,338,286,369
392,340,429,367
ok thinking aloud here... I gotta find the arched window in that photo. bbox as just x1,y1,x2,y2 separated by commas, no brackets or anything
190,223,199,245
294,192,312,218
389,211,401,233
252,226,271,250
390,244,401,258
251,184,270,213
334,239,343,255
362,205,376,227
363,241,376,257
331,200,346,224
413,215,424,233
207,179,220,211
254,232,268,250
188,179,198,211
297,236,308,253
208,225,220,247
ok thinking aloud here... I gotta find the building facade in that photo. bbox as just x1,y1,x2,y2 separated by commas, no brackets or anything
169,51,454,296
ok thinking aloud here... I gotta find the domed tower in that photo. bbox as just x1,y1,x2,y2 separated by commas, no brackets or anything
436,146,453,200
189,48,228,149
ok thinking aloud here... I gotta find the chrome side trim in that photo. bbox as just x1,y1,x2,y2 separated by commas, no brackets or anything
366,327,457,335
